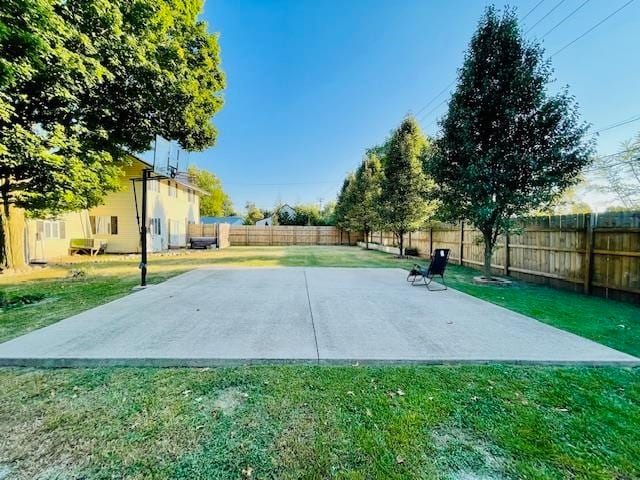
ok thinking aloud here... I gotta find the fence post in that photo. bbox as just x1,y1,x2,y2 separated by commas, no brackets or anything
503,231,510,276
584,213,595,295
429,227,433,257
459,222,464,265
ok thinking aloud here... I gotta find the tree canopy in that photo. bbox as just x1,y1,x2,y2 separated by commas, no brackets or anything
0,0,225,267
334,174,356,232
187,165,233,217
380,117,434,256
274,203,335,226
425,6,593,276
349,152,383,248
243,202,263,225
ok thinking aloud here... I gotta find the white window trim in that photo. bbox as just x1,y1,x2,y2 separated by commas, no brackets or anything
37,219,66,240
91,215,118,235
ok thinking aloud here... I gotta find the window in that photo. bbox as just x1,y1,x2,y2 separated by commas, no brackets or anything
187,188,196,203
167,181,178,198
150,217,161,235
148,179,159,192
36,220,66,240
90,216,118,235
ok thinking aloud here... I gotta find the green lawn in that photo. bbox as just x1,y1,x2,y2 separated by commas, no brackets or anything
1,246,639,479
1,365,638,479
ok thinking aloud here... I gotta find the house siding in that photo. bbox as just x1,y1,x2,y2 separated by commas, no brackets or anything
25,211,92,261
24,157,202,260
90,161,201,253
89,163,142,253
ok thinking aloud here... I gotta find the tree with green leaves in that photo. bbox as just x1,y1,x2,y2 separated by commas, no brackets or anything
0,0,224,269
187,165,233,217
334,173,357,233
425,6,593,278
349,153,383,249
380,117,434,257
243,202,263,225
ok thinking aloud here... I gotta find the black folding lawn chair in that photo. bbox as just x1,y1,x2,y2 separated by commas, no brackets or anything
406,248,450,291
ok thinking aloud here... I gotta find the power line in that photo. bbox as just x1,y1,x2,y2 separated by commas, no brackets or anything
551,0,635,57
521,0,547,21
583,148,640,173
415,0,592,126
525,0,568,34
541,0,591,37
224,180,341,186
413,80,456,117
417,97,449,123
590,113,640,135
415,0,634,130
595,147,640,160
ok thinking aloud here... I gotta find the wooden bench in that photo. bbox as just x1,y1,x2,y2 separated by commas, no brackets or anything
69,238,107,256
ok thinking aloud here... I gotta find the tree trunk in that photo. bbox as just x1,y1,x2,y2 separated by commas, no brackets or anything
0,203,27,271
398,231,404,258
364,227,369,249
482,230,493,279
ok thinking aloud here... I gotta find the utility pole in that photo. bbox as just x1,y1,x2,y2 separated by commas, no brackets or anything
140,168,151,287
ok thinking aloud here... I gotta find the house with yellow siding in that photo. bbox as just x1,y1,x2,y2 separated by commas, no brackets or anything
25,155,203,262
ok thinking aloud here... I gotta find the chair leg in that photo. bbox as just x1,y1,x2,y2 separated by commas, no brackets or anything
426,274,447,291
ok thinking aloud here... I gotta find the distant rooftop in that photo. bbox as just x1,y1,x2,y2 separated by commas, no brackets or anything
201,216,244,225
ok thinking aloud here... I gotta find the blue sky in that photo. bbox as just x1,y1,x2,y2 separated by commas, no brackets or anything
189,0,640,213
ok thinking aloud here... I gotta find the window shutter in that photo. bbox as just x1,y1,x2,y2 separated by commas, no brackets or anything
111,216,118,235
89,216,96,235
59,221,66,239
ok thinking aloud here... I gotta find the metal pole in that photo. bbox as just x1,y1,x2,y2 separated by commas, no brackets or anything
140,168,150,286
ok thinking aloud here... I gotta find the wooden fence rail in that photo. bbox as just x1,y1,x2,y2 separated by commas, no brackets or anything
370,211,640,304
228,226,362,246
188,225,362,247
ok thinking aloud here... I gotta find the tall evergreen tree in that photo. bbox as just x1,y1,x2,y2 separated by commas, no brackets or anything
349,153,383,249
425,6,593,278
380,117,434,257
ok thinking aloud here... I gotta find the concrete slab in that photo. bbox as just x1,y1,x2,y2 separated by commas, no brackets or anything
0,267,637,366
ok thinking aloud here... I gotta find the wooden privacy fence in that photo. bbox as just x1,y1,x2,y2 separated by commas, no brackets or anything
188,224,361,247
228,226,361,246
187,223,230,248
370,211,640,304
